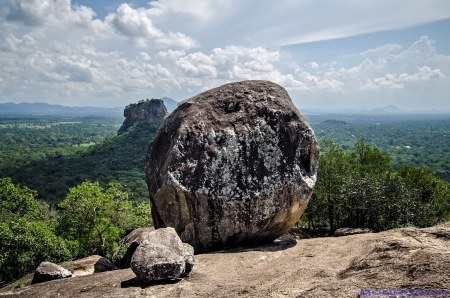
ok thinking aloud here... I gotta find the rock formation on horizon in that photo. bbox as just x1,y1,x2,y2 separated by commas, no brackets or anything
118,99,168,133
145,80,319,253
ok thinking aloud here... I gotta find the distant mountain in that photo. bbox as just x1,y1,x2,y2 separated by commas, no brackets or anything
298,105,450,115
381,105,402,113
0,98,180,116
0,102,123,117
160,97,179,113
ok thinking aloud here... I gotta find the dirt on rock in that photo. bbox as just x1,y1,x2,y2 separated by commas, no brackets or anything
1,223,449,297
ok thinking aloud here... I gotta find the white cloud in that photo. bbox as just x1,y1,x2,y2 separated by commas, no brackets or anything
360,44,402,59
1,34,36,52
107,4,199,49
110,4,163,40
0,1,449,109
309,62,319,69
5,0,95,28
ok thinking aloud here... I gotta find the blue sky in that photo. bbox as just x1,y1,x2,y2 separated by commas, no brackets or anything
1,0,450,110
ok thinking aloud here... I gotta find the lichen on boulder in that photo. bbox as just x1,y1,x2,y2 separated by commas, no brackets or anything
145,80,319,253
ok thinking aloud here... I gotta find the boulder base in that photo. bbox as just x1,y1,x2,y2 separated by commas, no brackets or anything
145,80,319,253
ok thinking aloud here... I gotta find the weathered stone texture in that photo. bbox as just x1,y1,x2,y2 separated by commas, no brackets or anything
130,227,193,282
119,99,168,132
145,80,319,253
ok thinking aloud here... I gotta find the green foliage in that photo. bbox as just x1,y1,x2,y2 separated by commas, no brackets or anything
306,114,450,182
0,219,71,286
58,181,133,257
0,178,152,286
125,98,163,110
0,117,159,203
0,177,42,221
56,180,153,259
0,178,69,286
302,139,450,232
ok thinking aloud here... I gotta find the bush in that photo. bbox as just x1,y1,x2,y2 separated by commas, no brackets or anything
0,219,71,286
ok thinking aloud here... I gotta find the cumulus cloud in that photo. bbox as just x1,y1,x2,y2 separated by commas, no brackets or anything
110,4,163,39
360,44,403,59
309,62,319,69
106,4,199,49
4,0,95,28
1,34,36,52
0,2,449,112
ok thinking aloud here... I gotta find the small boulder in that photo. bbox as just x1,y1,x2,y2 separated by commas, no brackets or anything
130,227,194,282
94,258,119,273
31,262,73,285
118,227,155,269
335,228,373,237
182,243,195,276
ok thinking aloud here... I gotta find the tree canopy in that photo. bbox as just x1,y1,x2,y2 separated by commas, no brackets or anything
301,139,450,233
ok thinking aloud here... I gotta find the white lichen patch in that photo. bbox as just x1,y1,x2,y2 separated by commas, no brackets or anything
167,117,316,200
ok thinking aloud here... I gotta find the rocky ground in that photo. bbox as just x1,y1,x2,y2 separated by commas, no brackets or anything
1,223,449,298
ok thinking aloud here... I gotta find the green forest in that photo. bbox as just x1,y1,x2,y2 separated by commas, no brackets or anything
0,112,449,287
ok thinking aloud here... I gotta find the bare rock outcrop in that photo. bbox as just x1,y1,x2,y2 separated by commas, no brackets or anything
119,99,168,133
5,223,450,298
130,227,194,282
145,80,319,253
31,262,73,285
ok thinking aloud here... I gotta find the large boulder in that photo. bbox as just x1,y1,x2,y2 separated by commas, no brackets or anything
31,262,73,285
130,227,194,282
145,80,319,253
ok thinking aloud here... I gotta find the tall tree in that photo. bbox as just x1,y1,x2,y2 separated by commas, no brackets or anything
58,181,133,256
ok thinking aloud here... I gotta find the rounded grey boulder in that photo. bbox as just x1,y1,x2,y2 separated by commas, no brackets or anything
130,227,193,282
145,80,319,253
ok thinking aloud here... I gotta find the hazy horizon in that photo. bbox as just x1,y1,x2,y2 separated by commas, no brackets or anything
2,100,450,114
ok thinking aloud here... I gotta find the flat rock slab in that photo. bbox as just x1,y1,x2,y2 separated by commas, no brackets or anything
3,223,449,297
59,255,102,276
145,80,319,253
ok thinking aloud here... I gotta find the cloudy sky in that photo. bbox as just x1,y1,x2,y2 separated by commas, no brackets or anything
1,0,450,110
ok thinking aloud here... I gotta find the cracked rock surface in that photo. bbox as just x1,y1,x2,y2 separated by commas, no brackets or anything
145,80,319,253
